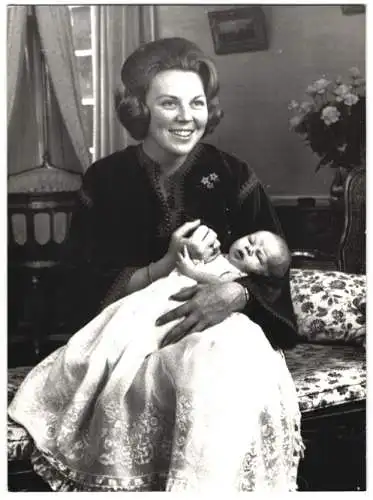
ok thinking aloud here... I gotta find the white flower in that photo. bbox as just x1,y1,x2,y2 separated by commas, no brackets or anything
288,100,299,111
305,84,317,96
289,115,304,129
209,172,219,181
300,101,314,113
313,78,332,94
343,93,359,106
201,176,210,186
349,66,361,79
334,84,352,101
321,106,341,126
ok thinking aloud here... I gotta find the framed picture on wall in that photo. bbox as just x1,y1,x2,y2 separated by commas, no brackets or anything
207,6,268,55
341,5,365,15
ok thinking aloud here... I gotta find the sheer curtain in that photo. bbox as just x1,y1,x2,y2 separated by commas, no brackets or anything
93,5,158,160
7,5,90,175
7,5,27,125
35,5,91,172
8,6,41,175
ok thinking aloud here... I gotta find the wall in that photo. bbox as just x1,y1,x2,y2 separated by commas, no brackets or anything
157,5,365,197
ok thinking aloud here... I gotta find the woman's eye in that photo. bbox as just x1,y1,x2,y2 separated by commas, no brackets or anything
161,100,176,109
192,100,206,108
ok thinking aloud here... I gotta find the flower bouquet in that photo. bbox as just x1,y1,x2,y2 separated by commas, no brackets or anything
288,67,365,172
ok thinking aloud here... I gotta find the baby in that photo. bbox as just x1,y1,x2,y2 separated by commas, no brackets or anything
176,230,291,285
7,230,292,440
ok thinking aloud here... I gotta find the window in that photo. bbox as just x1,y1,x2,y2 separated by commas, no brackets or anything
68,5,95,161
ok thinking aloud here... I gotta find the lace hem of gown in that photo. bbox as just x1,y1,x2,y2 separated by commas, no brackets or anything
31,448,169,492
31,430,305,493
11,309,305,492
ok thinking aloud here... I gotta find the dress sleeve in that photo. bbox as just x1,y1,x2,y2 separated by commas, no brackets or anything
67,164,110,318
69,162,144,317
229,161,299,350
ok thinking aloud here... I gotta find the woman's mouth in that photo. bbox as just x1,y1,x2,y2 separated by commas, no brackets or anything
169,129,194,139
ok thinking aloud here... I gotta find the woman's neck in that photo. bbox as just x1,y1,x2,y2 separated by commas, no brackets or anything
141,141,187,178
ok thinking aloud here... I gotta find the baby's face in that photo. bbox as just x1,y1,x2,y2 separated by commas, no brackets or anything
228,231,280,275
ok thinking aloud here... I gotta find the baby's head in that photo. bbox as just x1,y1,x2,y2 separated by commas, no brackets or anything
228,231,291,278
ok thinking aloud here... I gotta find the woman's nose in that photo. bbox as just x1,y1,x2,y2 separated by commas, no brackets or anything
177,104,193,121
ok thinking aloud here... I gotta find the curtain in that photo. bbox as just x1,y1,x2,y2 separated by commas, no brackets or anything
7,5,27,125
93,5,158,160
35,5,90,172
7,5,90,175
8,6,42,175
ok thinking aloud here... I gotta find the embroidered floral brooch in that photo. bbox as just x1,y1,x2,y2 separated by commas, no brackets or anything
200,173,219,189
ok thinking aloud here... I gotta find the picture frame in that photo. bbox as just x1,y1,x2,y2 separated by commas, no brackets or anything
207,6,268,55
341,5,365,15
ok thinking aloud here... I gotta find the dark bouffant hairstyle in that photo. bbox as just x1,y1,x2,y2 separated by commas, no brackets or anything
114,37,223,141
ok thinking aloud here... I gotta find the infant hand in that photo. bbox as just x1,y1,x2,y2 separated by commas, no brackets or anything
176,245,197,276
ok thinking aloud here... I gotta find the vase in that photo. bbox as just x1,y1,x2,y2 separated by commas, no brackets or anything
330,167,347,203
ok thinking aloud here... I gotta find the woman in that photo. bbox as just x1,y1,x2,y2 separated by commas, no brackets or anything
9,37,303,491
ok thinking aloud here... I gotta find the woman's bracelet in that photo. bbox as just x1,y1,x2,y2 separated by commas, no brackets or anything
243,286,250,304
147,263,154,284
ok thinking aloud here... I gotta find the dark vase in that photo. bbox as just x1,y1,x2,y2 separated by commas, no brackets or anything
330,167,348,202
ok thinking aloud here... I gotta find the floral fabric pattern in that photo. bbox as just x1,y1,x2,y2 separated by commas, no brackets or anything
8,366,33,404
290,269,366,346
285,343,366,413
8,415,34,461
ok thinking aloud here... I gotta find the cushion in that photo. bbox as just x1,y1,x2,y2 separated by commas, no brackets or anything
8,366,34,404
8,341,367,462
285,343,366,413
290,269,366,345
8,366,34,462
8,416,34,461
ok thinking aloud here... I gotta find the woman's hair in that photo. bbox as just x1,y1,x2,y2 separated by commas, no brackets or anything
114,37,223,140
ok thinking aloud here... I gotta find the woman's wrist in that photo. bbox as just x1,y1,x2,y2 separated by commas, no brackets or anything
147,252,175,284
235,283,251,311
242,286,250,304
162,252,177,273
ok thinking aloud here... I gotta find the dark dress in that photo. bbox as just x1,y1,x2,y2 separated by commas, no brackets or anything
8,142,304,492
70,142,298,349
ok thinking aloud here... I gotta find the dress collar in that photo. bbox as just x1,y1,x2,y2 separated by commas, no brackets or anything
135,142,204,180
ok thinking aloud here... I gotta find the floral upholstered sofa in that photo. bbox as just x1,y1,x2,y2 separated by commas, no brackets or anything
286,268,366,490
7,266,366,491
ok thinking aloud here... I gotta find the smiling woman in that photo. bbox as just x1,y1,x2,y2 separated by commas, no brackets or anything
9,37,303,492
142,70,208,164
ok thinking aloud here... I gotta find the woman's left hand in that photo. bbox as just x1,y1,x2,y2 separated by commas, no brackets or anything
157,282,247,348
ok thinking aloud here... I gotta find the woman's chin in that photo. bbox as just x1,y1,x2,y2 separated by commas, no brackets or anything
167,142,198,156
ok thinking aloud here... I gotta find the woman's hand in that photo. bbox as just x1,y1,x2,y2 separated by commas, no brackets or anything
156,281,247,348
